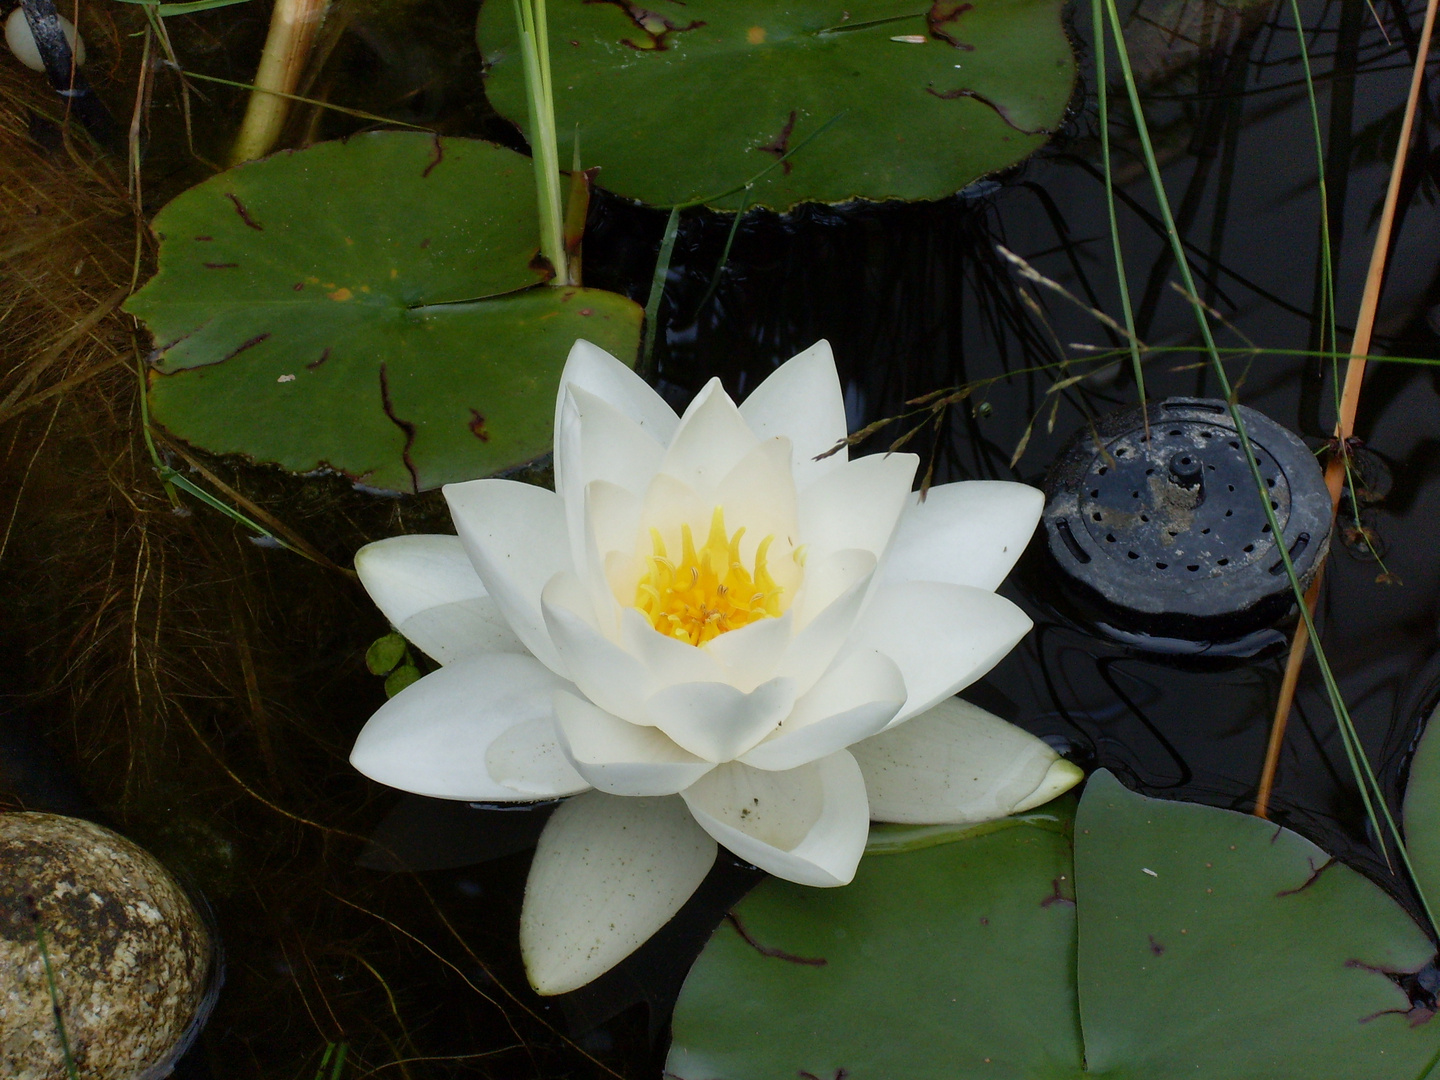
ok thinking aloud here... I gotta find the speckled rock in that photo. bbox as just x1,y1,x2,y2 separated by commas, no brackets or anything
0,812,215,1080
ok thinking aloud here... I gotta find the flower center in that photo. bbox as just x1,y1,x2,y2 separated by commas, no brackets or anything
634,506,784,646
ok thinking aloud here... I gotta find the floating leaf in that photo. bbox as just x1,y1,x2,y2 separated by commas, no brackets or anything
670,772,1440,1080
384,664,422,698
478,0,1076,210
670,806,1083,1080
127,132,643,493
1076,771,1438,1080
1404,702,1440,909
365,632,408,676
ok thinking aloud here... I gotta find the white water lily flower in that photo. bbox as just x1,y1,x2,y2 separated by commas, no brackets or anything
350,339,1083,994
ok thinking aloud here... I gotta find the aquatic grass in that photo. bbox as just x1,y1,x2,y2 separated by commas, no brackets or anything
638,112,847,380
34,920,81,1080
313,1041,348,1080
639,207,682,382
1096,0,1440,933
110,0,253,14
174,71,432,134
1257,0,1436,817
1090,0,1145,421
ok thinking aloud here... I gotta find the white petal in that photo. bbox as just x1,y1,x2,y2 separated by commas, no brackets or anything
796,452,918,561
637,470,712,546
444,479,572,675
621,608,725,687
791,547,876,630
393,598,527,665
553,691,716,795
354,534,525,663
350,653,586,801
521,791,716,995
711,436,800,553
879,481,1044,592
849,581,1033,726
486,717,591,797
681,752,870,887
542,573,652,722
555,339,678,446
644,677,797,762
658,378,759,498
778,552,876,693
583,479,643,622
852,697,1083,823
739,340,848,488
740,649,905,771
701,611,793,692
557,387,665,584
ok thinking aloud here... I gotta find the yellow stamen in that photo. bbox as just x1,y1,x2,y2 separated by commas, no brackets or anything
634,506,784,646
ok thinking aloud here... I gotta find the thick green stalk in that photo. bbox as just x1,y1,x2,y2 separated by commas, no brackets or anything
513,0,568,284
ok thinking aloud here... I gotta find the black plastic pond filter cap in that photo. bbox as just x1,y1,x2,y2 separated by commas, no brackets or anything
1042,398,1332,644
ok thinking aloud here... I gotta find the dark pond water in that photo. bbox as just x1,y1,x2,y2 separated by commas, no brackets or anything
3,0,1440,1076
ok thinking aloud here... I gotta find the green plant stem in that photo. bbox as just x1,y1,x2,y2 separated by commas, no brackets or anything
640,207,682,382
690,188,753,321
1091,0,1145,414
1099,0,1439,936
36,925,80,1080
513,0,568,284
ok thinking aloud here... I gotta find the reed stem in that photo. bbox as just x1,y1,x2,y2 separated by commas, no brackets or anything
229,0,330,165
1253,0,1438,820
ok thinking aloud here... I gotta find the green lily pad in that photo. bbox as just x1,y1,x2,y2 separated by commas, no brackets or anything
669,772,1440,1080
1076,771,1438,1080
478,0,1076,210
669,806,1084,1080
127,132,643,493
1404,703,1440,910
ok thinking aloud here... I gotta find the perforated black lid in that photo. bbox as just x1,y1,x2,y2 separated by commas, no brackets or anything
1042,398,1331,640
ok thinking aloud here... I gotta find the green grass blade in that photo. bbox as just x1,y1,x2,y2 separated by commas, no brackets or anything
35,925,80,1080
640,207,683,381
112,0,252,12
1091,0,1145,411
1100,0,1439,936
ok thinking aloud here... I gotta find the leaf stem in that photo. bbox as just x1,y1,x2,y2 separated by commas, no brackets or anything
513,0,569,284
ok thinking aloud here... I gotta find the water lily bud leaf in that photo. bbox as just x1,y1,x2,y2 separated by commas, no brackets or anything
384,664,422,698
126,132,642,493
478,0,1076,210
365,632,408,676
669,807,1082,1079
671,773,1440,1078
1402,701,1440,908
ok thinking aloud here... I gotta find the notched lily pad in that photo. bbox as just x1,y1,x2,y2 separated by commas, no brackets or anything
1076,771,1439,1080
127,131,643,493
479,0,1077,209
670,772,1440,1080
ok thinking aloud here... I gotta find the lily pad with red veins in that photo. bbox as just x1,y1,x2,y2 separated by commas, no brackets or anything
669,772,1440,1080
478,0,1077,210
126,131,643,493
